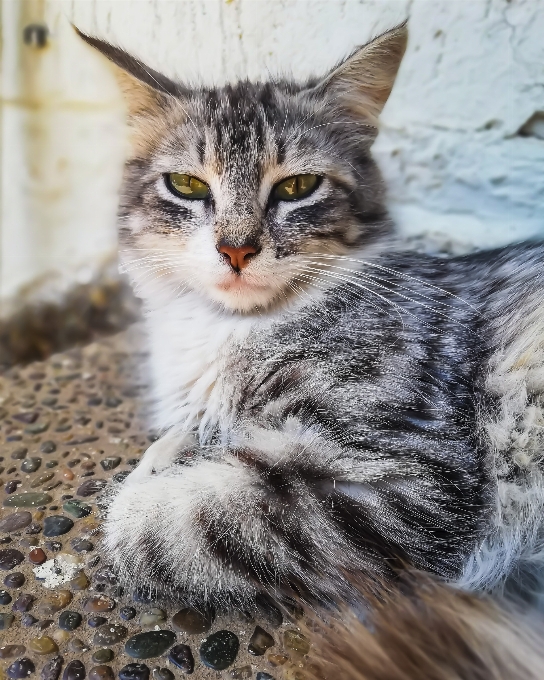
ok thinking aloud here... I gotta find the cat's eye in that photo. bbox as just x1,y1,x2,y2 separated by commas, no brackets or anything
274,174,319,201
167,173,210,200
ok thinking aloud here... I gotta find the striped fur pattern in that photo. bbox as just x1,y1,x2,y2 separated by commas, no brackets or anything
306,574,544,680
78,26,544,611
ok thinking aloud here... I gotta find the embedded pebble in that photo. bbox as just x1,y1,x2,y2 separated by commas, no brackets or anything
28,637,58,655
25,522,42,535
76,480,107,497
5,481,20,494
29,548,47,564
150,671,173,680
0,614,15,630
119,607,136,621
167,645,194,674
63,500,91,519
88,668,113,680
256,674,274,680
21,614,38,627
0,549,24,570
12,593,35,612
100,458,121,471
93,565,117,585
40,442,57,454
51,631,69,645
58,610,82,631
118,665,149,680
83,596,115,613
91,650,113,664
31,473,55,489
71,539,93,553
93,624,127,645
0,645,25,659
227,667,252,680
69,639,89,653
21,458,42,473
248,626,275,656
0,589,12,604
20,537,39,548
43,516,74,537
0,512,32,532
45,461,58,469
36,590,72,616
199,630,240,671
41,656,63,680
283,630,310,656
171,608,213,635
87,615,107,628
124,631,176,660
11,448,28,460
4,493,52,508
7,658,35,679
68,571,89,590
138,608,165,627
62,661,85,680
4,572,24,588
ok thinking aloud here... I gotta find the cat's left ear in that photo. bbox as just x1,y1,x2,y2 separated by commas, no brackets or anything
74,28,182,120
314,23,408,124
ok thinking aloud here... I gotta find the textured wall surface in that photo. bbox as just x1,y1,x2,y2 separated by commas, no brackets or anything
1,0,543,307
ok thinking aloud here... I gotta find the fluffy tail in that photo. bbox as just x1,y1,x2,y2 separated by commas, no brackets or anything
304,575,544,680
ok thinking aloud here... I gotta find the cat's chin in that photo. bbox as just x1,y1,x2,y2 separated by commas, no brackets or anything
207,273,288,313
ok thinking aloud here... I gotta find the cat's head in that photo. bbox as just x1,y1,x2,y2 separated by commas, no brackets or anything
79,25,407,313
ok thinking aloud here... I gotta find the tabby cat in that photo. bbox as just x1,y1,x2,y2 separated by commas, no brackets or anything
78,24,544,612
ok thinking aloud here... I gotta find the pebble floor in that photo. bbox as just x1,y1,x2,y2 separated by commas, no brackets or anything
0,330,313,680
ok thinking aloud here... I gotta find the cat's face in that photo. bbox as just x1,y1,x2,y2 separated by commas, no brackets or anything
79,26,407,313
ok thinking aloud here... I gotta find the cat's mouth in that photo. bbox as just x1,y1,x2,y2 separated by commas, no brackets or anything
216,273,269,293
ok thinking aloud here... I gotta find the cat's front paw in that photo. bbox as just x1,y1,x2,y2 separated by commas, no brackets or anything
129,430,197,482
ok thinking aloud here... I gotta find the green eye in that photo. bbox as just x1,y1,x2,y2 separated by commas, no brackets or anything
167,173,210,199
274,174,319,201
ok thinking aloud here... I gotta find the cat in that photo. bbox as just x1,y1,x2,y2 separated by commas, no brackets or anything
77,23,544,612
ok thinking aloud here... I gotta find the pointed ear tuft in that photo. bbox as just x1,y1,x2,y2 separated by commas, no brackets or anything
319,22,408,124
74,26,180,119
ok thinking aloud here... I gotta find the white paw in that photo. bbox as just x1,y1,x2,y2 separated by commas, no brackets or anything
129,430,196,481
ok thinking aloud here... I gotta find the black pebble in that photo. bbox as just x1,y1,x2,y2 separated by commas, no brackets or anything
21,613,38,626
0,549,24,570
151,670,173,680
71,539,94,553
7,658,35,679
25,522,42,535
94,565,118,585
21,458,42,473
199,630,239,671
43,516,74,537
40,441,57,454
12,593,34,612
119,606,136,621
118,665,149,680
0,589,12,604
0,537,11,544
4,571,24,588
100,457,121,471
256,674,274,680
112,471,130,484
10,448,28,461
45,541,63,552
126,459,139,467
105,397,122,408
5,481,19,494
45,461,59,469
87,615,107,628
168,645,194,674
76,479,107,497
248,626,275,656
41,656,64,680
59,610,82,631
63,661,86,680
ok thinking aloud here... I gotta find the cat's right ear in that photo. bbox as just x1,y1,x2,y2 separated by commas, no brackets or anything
74,28,180,121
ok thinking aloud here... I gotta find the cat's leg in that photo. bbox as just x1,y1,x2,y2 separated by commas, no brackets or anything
128,428,197,482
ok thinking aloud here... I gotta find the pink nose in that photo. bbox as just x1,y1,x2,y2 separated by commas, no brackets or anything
218,244,258,272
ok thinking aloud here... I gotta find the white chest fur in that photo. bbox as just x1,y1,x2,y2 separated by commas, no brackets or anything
145,292,256,440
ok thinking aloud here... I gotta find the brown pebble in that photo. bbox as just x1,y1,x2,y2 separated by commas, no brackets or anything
266,653,289,667
0,645,26,659
88,667,114,680
83,595,115,613
29,548,47,565
61,469,74,481
52,630,70,645
69,638,89,653
30,472,55,488
34,511,45,521
28,636,58,655
80,461,96,470
283,630,310,656
37,590,72,616
68,571,89,591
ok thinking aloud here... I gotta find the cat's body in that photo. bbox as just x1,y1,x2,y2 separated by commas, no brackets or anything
78,25,544,612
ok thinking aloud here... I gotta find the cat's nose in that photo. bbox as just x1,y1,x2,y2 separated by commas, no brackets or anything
218,242,258,272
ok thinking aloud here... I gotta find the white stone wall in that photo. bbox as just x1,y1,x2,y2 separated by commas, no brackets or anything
1,0,543,309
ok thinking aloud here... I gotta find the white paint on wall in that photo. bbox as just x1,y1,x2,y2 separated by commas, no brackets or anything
1,0,543,309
